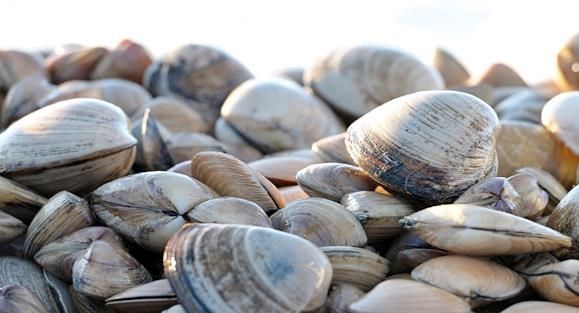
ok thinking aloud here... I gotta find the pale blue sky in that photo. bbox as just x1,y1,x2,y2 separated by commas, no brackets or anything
4,0,578,83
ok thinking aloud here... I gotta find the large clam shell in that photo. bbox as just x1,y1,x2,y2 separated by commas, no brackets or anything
546,184,579,259
401,204,572,256
221,78,345,153
348,279,471,313
90,171,218,252
501,301,579,313
346,90,499,206
270,198,367,247
542,92,579,155
144,44,253,125
163,223,333,313
320,246,389,291
191,151,285,213
0,284,51,313
527,259,579,307
411,255,525,307
0,98,137,196
304,45,444,119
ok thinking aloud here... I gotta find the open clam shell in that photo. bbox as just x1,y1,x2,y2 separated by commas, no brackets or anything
400,204,571,256
163,223,333,313
270,198,367,247
105,279,177,313
90,171,218,253
0,98,137,196
346,90,499,206
411,255,526,307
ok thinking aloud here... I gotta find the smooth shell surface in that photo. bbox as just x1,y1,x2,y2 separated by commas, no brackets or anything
0,284,51,313
187,197,272,227
163,223,333,313
542,92,579,155
476,63,527,87
249,156,318,187
555,33,579,91
346,90,499,205
312,133,355,164
145,96,211,134
432,48,470,87
0,75,56,128
547,184,579,259
91,39,152,83
304,45,444,119
527,259,579,307
501,301,579,313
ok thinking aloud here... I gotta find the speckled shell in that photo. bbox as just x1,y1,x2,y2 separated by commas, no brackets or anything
221,78,345,153
432,48,470,87
0,98,137,196
346,90,499,206
304,45,444,119
91,39,152,83
542,92,579,155
144,44,253,125
163,223,333,313
555,33,579,91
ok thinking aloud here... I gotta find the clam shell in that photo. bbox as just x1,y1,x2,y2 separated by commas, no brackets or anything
46,47,108,83
249,156,318,187
191,151,285,213
0,75,56,128
451,83,494,107
341,191,414,243
213,118,263,162
163,223,333,313
0,211,26,246
542,92,579,155
320,246,389,291
105,279,177,313
312,132,355,164
70,285,115,313
131,109,174,171
34,226,125,282
0,50,44,91
515,167,567,214
501,301,579,313
0,176,47,223
432,47,470,87
270,67,304,86
144,44,253,125
346,90,499,206
270,198,367,247
167,161,192,177
476,63,527,87
325,283,365,313
72,240,152,299
348,279,471,313
384,233,430,275
507,173,549,218
279,185,310,204
0,98,137,196
546,184,579,259
23,191,93,258
454,177,522,215
90,171,218,252
304,45,444,119
495,89,550,124
162,305,185,313
143,96,211,134
187,197,272,227
91,39,152,83
555,33,579,91
401,204,572,256
221,78,345,153
397,248,447,271
296,163,377,202
411,255,526,307
166,132,225,163
527,259,579,307
0,284,51,313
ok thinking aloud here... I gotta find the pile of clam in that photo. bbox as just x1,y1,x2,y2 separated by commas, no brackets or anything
0,35,578,313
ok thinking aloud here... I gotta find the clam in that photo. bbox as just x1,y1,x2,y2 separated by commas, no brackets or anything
106,279,177,313
320,246,389,291
501,301,579,313
90,171,218,252
187,197,272,227
166,132,226,163
0,211,26,246
23,191,93,258
45,46,108,83
167,161,192,177
432,47,470,87
527,259,579,307
163,223,333,313
304,45,444,119
271,67,304,85
0,284,50,313
507,173,549,218
143,96,211,134
495,89,550,124
312,132,355,164
384,233,431,275
279,185,309,203
515,167,567,214
34,226,125,282
73,240,152,299
43,270,76,313
400,204,572,256
249,156,318,187
325,283,365,313
411,255,526,307
546,184,579,259
296,163,377,202
341,191,414,243
221,78,345,153
555,33,579,91
0,98,137,196
0,75,56,128
91,39,152,83
346,90,499,206
270,198,367,247
163,305,185,313
542,92,579,155
213,118,263,162
397,248,447,271
144,44,253,125
191,151,285,213
451,83,494,107
476,63,527,87
131,109,174,171
70,286,115,313
348,279,471,313
0,50,44,92
0,176,47,223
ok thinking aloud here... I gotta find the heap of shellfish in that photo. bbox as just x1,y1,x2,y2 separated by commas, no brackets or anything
0,34,578,313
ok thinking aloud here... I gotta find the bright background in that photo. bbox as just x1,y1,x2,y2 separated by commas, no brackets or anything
5,0,578,84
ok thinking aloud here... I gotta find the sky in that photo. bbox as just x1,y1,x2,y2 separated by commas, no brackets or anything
3,0,578,84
